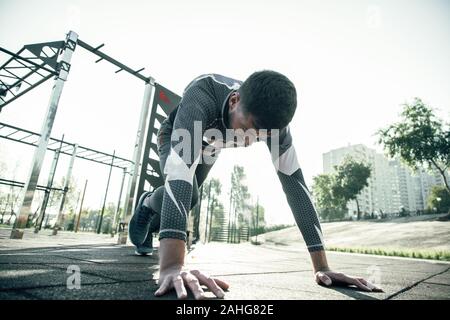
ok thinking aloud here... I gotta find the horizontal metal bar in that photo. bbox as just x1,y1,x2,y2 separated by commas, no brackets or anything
0,47,26,70
0,74,53,109
0,73,21,80
114,160,130,166
74,149,89,155
0,178,64,192
3,67,33,86
76,145,128,162
13,55,48,78
93,44,105,51
71,154,129,169
0,47,58,75
0,79,17,98
0,135,36,148
18,133,34,141
47,140,60,147
4,65,41,70
90,154,111,161
5,129,19,138
77,39,150,82
0,122,36,136
0,122,133,169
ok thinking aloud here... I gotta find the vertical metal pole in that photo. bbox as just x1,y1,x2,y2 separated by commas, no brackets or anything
34,135,64,233
231,203,234,244
72,190,81,231
53,143,78,235
256,196,259,243
75,179,87,233
208,197,214,242
227,192,233,243
118,80,154,244
97,150,115,234
194,184,203,241
204,182,212,243
10,31,78,239
112,168,127,236
233,205,237,243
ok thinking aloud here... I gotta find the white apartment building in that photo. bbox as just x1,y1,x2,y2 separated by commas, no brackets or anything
322,144,448,218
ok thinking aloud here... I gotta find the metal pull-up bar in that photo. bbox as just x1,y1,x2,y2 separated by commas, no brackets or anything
3,31,158,242
76,39,150,83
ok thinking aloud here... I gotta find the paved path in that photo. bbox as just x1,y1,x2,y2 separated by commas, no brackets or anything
0,227,449,300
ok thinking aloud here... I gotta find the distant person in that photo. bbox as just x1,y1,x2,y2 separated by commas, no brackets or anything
129,71,383,299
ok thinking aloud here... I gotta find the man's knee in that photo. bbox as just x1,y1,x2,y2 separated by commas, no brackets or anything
149,179,199,213
149,186,164,214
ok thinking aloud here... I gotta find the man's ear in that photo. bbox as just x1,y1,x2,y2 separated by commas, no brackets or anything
229,92,240,110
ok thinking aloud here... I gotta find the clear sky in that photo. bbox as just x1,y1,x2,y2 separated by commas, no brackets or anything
0,0,449,225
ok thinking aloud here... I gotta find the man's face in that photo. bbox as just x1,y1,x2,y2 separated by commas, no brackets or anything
228,92,256,132
228,92,270,146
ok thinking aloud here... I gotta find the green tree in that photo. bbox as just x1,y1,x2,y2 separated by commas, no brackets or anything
201,178,222,242
377,98,450,194
0,148,6,176
48,177,79,211
333,157,372,220
250,202,265,236
312,174,347,221
209,202,226,241
99,202,116,234
64,211,76,231
0,163,22,225
79,208,100,232
228,166,251,243
48,177,79,230
427,185,450,214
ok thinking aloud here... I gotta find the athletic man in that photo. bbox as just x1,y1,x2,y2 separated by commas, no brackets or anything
129,71,383,299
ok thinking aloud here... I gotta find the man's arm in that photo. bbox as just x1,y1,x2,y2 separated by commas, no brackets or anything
266,127,325,254
266,128,382,292
155,80,228,299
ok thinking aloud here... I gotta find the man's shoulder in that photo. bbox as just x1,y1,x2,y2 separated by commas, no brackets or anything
185,74,242,92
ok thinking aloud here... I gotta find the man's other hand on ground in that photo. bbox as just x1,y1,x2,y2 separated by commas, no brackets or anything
315,270,383,292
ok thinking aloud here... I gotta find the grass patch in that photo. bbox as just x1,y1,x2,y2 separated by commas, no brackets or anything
326,247,450,261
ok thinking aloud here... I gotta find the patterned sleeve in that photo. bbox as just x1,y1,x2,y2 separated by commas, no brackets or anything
265,127,325,252
158,80,211,242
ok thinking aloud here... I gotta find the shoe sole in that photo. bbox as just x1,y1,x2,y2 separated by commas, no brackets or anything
134,250,153,256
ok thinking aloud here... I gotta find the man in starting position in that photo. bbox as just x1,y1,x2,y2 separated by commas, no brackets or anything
129,71,383,299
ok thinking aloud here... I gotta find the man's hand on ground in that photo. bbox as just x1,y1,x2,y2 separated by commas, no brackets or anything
156,238,229,299
315,270,383,292
155,267,229,299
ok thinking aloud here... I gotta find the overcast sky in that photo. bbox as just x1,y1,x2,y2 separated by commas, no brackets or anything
0,0,449,225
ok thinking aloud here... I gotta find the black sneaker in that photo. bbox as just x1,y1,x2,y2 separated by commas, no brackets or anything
129,191,154,246
135,231,153,256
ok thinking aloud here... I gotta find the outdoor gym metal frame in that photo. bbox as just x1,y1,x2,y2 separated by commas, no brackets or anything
0,31,180,243
0,122,132,234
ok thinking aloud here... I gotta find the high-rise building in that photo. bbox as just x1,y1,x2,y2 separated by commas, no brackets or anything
323,144,377,217
322,144,448,218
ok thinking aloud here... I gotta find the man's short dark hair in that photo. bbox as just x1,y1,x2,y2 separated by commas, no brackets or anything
239,70,297,130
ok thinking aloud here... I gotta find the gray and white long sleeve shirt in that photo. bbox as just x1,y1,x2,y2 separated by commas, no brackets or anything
159,74,325,252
